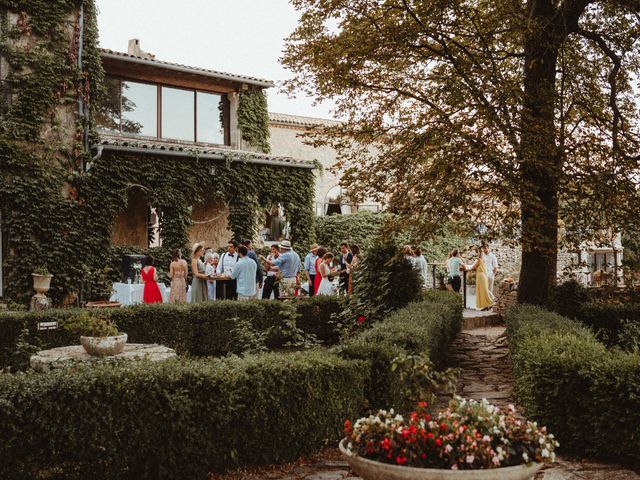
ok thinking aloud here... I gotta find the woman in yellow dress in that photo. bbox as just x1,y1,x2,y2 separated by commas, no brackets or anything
466,245,494,310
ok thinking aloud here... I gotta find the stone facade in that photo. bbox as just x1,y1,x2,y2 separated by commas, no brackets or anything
111,190,149,248
268,112,382,216
188,198,233,250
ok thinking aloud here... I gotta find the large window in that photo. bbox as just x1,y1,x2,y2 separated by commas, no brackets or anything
197,91,225,144
97,76,229,145
161,86,194,141
122,81,157,136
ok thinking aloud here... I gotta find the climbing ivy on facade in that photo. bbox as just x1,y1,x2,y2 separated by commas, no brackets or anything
0,0,315,305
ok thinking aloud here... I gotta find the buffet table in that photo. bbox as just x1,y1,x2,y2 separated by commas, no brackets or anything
110,283,191,306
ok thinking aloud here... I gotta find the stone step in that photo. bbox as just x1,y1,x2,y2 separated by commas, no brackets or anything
462,310,503,330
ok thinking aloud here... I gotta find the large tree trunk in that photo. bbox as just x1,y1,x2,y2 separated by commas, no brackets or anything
517,0,563,305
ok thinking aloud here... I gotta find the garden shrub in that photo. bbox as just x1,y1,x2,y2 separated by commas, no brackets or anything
315,211,390,253
544,279,591,319
0,297,341,370
504,304,640,463
352,239,423,320
0,350,365,479
577,302,640,350
339,291,462,409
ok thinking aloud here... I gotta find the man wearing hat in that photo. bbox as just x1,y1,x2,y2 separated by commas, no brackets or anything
265,240,301,294
303,244,319,296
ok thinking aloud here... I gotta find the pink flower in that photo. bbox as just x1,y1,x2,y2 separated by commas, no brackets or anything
466,455,475,464
445,444,453,453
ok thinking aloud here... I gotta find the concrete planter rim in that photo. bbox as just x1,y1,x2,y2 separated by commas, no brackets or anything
80,333,128,356
339,438,543,480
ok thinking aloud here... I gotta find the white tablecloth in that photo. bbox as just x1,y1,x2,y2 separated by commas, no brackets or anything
110,283,190,305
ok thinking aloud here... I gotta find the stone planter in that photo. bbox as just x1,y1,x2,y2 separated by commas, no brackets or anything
80,333,128,356
339,439,542,480
32,273,53,294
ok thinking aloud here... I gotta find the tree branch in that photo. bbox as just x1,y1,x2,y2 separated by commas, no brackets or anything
575,28,622,149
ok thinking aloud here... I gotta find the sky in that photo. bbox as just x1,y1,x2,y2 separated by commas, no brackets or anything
95,0,335,119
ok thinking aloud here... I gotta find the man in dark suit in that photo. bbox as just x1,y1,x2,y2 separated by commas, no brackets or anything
338,242,353,294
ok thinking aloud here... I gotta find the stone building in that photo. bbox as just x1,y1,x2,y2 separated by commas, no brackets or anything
97,42,316,251
268,112,383,217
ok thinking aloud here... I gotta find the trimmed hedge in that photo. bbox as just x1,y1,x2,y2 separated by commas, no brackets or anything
505,304,640,463
577,302,640,348
0,297,341,370
0,351,365,479
0,291,462,479
339,290,463,409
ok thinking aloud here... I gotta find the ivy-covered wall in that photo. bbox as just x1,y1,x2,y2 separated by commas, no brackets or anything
238,89,271,153
0,0,315,305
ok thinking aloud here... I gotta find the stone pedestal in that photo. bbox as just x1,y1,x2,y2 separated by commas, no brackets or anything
30,343,176,372
30,293,52,311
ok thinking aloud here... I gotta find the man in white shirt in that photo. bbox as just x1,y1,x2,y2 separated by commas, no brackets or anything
216,240,239,300
482,244,499,294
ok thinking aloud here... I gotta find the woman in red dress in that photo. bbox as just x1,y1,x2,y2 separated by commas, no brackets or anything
142,255,163,304
313,247,327,295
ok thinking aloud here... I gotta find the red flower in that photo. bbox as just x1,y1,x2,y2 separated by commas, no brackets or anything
356,315,366,324
435,438,443,447
427,432,434,439
421,453,427,460
440,422,448,431
344,419,352,435
381,437,391,450
417,401,428,408
396,455,407,465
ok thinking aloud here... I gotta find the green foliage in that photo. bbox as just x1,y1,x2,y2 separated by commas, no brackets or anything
391,353,460,407
0,351,366,479
545,280,591,319
338,291,463,410
0,1,315,306
0,296,342,369
0,291,465,478
315,211,390,253
577,302,640,351
62,311,119,338
352,239,423,320
238,89,271,153
504,304,640,463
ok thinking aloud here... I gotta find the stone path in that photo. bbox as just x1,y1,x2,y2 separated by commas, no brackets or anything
210,323,639,480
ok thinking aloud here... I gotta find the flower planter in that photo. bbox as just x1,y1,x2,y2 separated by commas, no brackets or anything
32,273,53,294
339,439,542,480
80,333,128,356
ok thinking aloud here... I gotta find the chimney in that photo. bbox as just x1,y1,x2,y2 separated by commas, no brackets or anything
127,39,155,59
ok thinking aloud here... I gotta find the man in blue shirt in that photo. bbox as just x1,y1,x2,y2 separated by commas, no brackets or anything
227,245,257,300
267,240,301,295
303,243,319,296
242,239,264,298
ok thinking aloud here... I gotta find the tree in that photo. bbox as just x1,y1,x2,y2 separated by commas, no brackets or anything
282,0,640,304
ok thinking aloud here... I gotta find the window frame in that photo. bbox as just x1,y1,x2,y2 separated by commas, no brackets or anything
99,75,231,146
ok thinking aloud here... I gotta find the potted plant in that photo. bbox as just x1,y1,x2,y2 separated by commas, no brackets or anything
32,266,53,294
63,311,128,356
340,397,558,480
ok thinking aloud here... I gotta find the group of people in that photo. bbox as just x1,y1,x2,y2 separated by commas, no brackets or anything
403,245,430,287
138,239,363,304
445,244,498,310
305,242,361,296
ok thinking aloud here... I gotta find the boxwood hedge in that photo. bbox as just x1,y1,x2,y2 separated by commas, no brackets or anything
576,302,640,349
0,297,342,370
504,304,640,463
0,291,463,478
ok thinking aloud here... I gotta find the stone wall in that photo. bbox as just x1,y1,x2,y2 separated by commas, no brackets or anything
188,197,233,250
111,189,148,248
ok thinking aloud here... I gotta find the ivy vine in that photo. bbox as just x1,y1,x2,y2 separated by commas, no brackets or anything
238,89,271,154
0,0,316,305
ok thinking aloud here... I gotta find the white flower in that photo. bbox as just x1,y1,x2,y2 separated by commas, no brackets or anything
542,448,550,458
522,452,529,462
466,455,475,464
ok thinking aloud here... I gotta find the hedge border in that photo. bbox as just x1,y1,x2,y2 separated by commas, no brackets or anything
0,297,342,370
0,291,463,478
504,304,640,463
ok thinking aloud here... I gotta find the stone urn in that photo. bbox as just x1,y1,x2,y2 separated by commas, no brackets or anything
32,273,53,294
80,333,128,356
339,439,542,480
